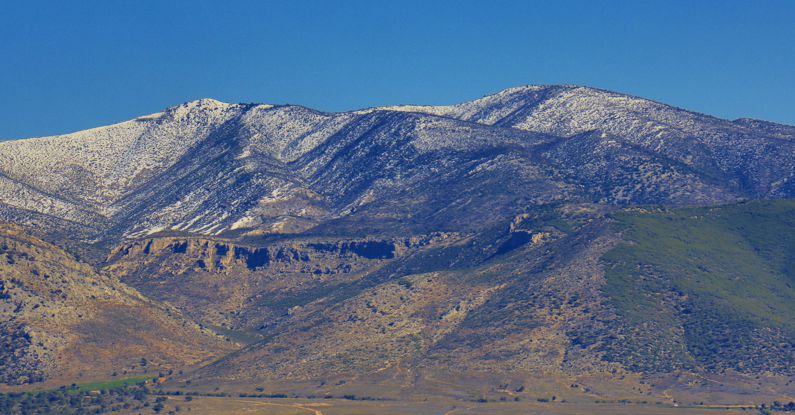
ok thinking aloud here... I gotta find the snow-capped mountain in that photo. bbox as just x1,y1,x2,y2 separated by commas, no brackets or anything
2,86,795,395
0,85,792,250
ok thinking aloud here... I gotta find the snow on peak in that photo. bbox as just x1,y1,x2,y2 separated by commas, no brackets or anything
166,98,239,120
0,97,250,218
182,98,232,109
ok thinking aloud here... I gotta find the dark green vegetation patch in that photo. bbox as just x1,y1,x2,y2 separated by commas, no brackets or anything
601,200,795,373
0,382,151,415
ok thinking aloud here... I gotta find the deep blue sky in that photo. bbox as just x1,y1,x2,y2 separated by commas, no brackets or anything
1,0,794,140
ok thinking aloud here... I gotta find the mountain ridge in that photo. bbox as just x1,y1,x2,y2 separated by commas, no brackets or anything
2,84,792,251
8,84,790,142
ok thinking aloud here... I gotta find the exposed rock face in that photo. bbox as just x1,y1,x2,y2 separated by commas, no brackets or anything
106,234,454,330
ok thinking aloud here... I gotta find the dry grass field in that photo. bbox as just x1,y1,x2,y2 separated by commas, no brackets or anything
133,395,756,415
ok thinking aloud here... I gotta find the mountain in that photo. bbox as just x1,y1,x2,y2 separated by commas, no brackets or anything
0,85,793,403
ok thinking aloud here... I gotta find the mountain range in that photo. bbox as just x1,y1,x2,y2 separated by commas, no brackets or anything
0,85,793,404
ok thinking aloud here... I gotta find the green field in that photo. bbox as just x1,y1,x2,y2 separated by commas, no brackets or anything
70,376,152,392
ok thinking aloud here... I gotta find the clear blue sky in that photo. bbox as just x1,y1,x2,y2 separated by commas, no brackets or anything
1,0,794,140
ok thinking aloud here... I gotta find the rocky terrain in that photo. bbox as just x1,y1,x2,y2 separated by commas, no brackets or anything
0,85,792,402
0,223,233,386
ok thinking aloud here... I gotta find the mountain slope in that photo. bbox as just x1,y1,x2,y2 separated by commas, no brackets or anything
600,200,795,374
0,223,233,386
173,201,795,385
389,85,795,199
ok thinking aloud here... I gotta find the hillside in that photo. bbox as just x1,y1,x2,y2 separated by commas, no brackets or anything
0,223,234,386
601,200,795,374
155,201,792,402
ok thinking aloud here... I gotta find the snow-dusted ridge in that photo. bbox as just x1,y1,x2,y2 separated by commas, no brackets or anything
0,85,793,246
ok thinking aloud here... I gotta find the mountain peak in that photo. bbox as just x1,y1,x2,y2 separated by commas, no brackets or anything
181,98,232,108
166,98,239,117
